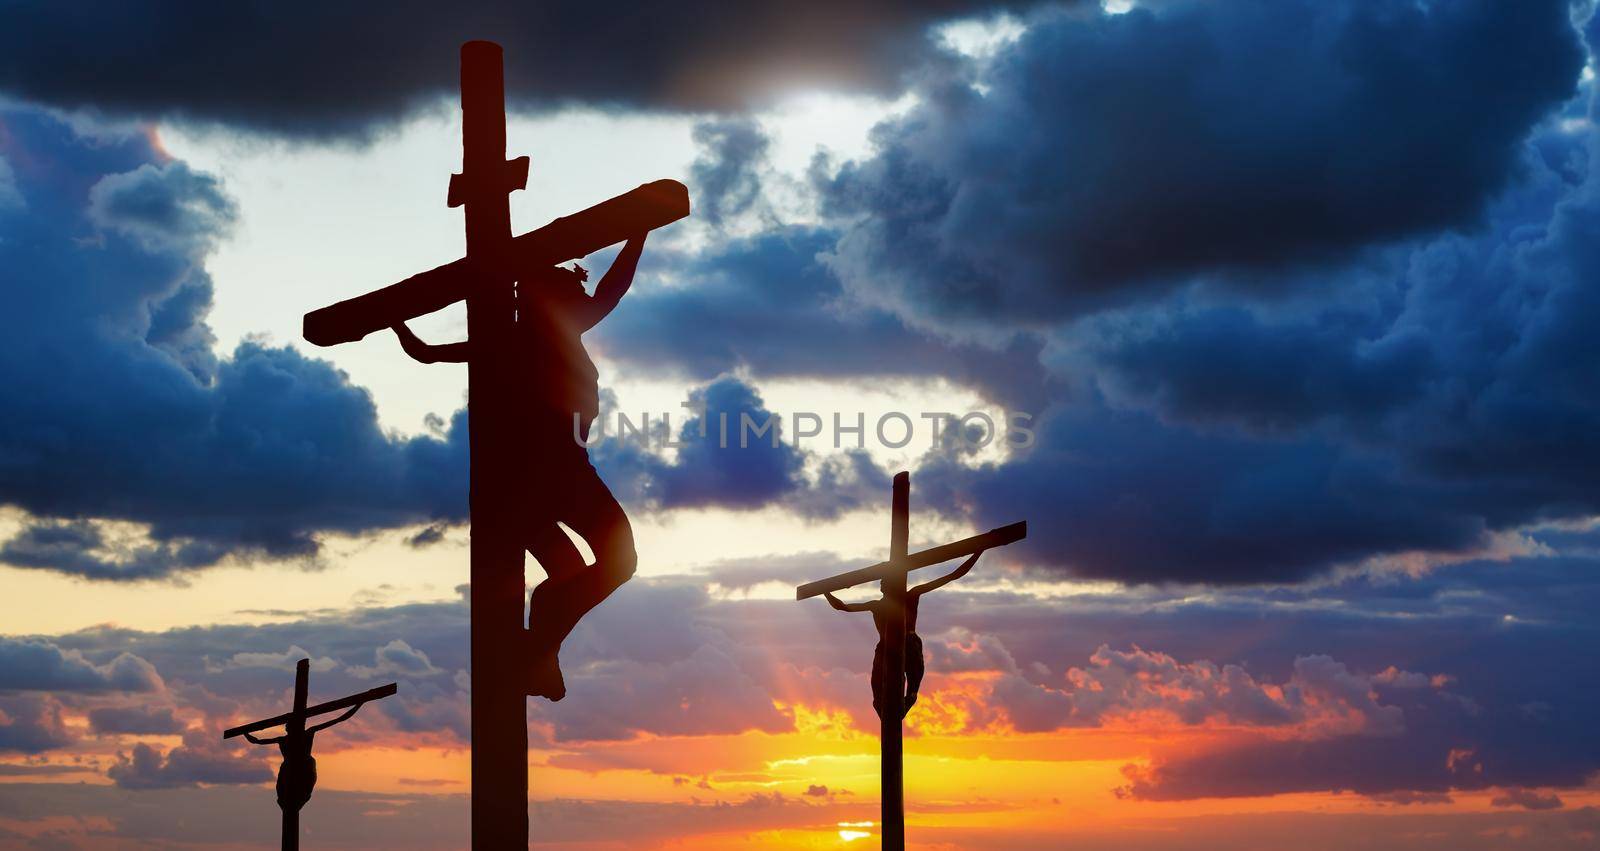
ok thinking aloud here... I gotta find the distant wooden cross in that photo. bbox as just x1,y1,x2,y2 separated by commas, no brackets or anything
797,471,1025,851
224,659,397,851
300,41,688,847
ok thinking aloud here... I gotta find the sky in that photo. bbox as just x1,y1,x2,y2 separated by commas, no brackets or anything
1,0,1599,847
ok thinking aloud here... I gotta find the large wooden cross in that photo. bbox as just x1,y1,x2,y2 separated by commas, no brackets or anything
224,659,397,851
797,471,1025,851
301,41,688,847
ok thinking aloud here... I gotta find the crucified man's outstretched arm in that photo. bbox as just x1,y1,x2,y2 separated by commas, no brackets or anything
242,731,285,746
824,591,879,613
909,549,985,597
392,322,470,364
573,233,647,331
306,704,363,734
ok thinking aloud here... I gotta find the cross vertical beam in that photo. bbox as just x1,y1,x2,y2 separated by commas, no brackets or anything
881,472,909,850
456,41,528,848
283,659,309,851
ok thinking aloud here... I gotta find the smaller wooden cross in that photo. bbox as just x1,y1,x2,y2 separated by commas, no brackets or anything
797,471,1025,851
224,659,397,851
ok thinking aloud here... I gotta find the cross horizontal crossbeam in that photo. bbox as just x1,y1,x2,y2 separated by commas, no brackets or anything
794,521,1026,600
302,180,689,346
222,683,398,739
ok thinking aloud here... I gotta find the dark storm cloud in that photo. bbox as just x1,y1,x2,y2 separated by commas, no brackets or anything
405,523,449,548
912,81,1600,583
1091,307,1437,435
0,695,74,753
0,1,1048,140
662,376,803,510
0,636,162,693
591,1,1600,587
0,519,229,581
87,158,236,256
0,105,470,579
819,0,1583,331
689,119,772,229
593,375,889,519
917,403,1487,583
1080,95,1597,459
592,114,1057,410
107,732,272,789
88,704,186,735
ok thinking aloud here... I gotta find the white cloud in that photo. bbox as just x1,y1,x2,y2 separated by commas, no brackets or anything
210,645,337,674
348,639,443,679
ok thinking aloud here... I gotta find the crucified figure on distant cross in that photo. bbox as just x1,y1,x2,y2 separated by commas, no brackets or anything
226,658,395,851
391,233,647,701
825,549,985,718
242,704,362,814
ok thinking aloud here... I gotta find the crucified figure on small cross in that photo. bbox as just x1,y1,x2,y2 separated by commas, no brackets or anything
225,659,397,851
242,704,362,815
825,550,985,719
796,471,1024,851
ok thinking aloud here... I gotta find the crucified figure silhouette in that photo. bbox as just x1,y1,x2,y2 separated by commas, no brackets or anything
392,233,647,701
242,704,362,814
824,549,985,718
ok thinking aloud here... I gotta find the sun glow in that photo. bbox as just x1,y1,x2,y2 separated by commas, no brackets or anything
836,821,875,842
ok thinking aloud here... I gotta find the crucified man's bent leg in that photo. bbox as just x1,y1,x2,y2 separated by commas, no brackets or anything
523,452,636,701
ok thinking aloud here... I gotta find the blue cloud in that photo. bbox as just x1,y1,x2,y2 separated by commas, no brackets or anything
689,118,771,229
88,704,186,735
819,0,1584,330
0,636,161,693
919,402,1488,583
0,106,468,579
107,735,272,789
0,1,1053,139
790,2,1600,586
0,695,74,753
598,224,1056,410
595,375,805,511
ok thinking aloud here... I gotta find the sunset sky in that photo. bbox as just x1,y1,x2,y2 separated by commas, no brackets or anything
2,1,1600,848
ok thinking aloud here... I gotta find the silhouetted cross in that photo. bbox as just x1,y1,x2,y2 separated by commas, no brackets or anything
797,471,1025,851
224,659,396,851
299,41,688,848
